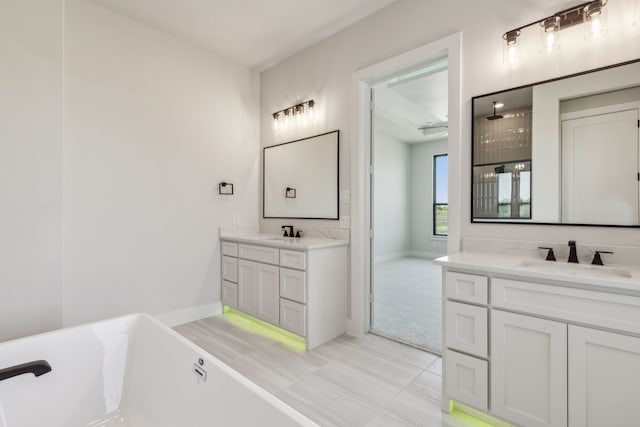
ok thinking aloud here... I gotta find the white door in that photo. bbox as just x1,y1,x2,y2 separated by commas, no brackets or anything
568,325,640,427
238,259,259,316
561,108,639,225
491,310,567,427
255,263,280,325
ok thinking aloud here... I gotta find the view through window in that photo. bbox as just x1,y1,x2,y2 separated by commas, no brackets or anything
434,154,448,235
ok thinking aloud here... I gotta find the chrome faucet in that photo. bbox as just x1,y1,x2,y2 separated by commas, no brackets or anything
281,225,294,237
568,240,579,263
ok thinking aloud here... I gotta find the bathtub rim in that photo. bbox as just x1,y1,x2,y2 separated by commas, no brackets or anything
0,312,319,427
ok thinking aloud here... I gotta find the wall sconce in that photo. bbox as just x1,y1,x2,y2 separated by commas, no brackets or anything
272,100,315,130
502,0,608,64
285,187,296,198
218,182,234,195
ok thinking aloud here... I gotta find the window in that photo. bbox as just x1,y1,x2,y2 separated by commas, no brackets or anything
434,154,448,236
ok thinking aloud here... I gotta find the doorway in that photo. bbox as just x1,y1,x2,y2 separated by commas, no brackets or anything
561,106,640,225
369,60,449,354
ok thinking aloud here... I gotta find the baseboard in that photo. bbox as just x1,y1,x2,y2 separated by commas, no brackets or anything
156,302,222,327
374,252,409,263
406,250,445,259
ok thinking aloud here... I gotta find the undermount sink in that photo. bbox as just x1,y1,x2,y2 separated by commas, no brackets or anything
519,260,633,279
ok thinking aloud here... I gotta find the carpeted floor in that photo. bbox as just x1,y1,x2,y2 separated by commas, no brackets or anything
371,257,442,354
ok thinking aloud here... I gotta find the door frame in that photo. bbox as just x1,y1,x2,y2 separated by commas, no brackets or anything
348,33,462,338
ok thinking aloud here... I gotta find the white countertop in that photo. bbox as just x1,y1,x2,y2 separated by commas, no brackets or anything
435,251,640,294
220,233,349,251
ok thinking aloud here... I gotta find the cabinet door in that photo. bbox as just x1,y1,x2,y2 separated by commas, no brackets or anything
238,260,259,316
445,301,488,357
221,256,238,283
444,350,488,411
280,298,306,337
569,325,640,427
255,263,280,325
280,268,306,304
491,310,567,427
221,280,238,309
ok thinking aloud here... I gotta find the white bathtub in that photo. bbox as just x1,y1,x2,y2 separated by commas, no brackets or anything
0,314,318,426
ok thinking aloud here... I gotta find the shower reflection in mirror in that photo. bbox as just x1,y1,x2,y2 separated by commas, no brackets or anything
473,87,532,220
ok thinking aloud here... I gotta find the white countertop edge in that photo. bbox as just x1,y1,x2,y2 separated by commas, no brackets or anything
220,233,349,250
435,251,640,294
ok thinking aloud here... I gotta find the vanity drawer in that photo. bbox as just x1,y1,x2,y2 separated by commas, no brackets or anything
238,244,280,265
280,268,306,304
492,278,640,335
446,301,488,357
221,256,238,283
280,249,306,270
221,241,238,257
445,272,488,305
444,349,488,411
280,298,306,337
221,280,238,309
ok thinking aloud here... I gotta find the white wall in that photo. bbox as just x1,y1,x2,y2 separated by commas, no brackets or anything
0,0,259,341
410,139,448,258
0,0,63,341
373,132,410,261
62,0,259,326
259,0,640,329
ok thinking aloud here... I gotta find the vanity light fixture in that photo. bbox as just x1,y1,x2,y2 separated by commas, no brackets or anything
218,182,234,195
272,100,316,130
502,0,608,63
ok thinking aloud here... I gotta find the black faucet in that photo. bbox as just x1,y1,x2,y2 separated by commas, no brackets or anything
538,247,556,261
592,250,614,266
568,240,579,263
281,225,294,237
0,360,52,382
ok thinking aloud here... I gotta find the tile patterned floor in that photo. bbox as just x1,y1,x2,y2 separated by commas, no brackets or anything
175,314,477,427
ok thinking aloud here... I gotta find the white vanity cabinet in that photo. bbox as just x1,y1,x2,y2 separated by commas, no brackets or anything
238,259,280,325
568,326,640,427
220,237,348,350
441,261,640,427
491,310,567,427
443,272,489,411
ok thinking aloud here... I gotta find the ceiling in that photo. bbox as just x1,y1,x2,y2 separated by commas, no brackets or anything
373,60,449,144
89,0,397,70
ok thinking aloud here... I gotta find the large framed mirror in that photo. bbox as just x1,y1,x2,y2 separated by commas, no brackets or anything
263,130,339,219
472,59,640,227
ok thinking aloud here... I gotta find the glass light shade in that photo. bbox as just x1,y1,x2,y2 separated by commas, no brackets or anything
502,30,521,65
584,0,608,40
503,41,521,65
540,17,560,53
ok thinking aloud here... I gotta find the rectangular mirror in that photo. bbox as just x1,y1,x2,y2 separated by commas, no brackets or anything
263,130,339,219
472,59,640,226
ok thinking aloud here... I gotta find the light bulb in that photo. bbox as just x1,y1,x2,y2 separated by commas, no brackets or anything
307,101,315,120
584,0,608,40
540,17,560,54
502,30,521,64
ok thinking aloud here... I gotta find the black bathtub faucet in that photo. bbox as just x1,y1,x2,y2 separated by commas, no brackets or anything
0,360,52,382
